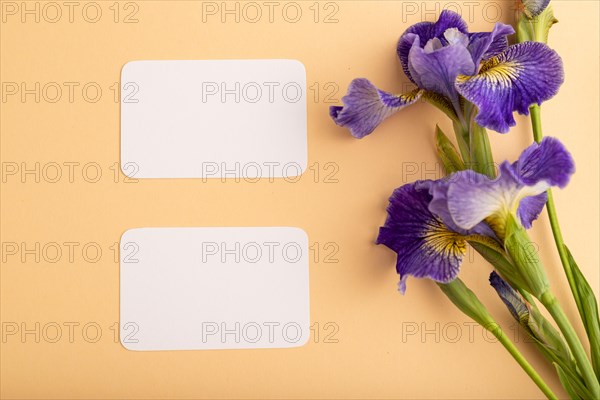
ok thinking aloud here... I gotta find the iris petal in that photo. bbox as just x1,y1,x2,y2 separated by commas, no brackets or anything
446,167,515,232
329,78,423,138
417,179,496,238
408,35,475,101
455,42,564,133
376,182,466,294
447,162,552,238
512,137,574,228
397,23,434,83
432,9,469,35
517,193,548,229
467,22,514,66
397,10,469,82
443,138,574,236
513,136,575,188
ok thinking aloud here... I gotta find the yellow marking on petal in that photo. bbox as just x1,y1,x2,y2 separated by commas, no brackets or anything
455,74,470,84
423,91,458,120
458,57,524,89
396,88,424,103
464,234,505,254
485,209,511,241
423,222,467,258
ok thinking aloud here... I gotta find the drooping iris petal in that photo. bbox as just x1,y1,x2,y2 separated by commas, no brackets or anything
467,22,514,66
407,34,475,101
442,137,574,236
517,193,547,230
329,78,423,138
521,0,551,18
513,136,575,188
397,10,469,82
376,182,467,294
512,137,574,227
455,41,564,133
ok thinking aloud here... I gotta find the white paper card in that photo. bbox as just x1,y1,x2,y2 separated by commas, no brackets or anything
120,60,307,179
120,227,310,351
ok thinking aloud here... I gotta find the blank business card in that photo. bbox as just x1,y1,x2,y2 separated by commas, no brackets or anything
120,60,307,179
119,227,310,351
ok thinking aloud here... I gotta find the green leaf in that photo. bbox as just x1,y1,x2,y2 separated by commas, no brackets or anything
565,245,600,380
531,309,573,366
435,125,465,174
516,14,535,45
529,325,589,399
533,5,558,43
554,358,596,400
555,363,584,400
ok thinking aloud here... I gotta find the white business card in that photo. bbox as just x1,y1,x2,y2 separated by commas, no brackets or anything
120,227,310,351
120,59,307,179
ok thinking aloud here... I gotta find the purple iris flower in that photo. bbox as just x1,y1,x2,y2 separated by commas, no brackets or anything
377,137,574,293
376,182,470,294
376,181,496,294
330,10,563,137
441,137,574,238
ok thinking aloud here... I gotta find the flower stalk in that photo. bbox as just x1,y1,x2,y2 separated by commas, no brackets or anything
520,0,600,390
505,215,600,395
493,327,559,400
541,291,600,398
452,120,472,165
529,98,600,397
529,104,583,320
438,279,559,400
468,122,495,178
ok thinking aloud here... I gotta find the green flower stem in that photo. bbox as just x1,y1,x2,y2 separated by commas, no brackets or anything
440,280,558,399
529,105,584,321
452,121,496,178
452,120,471,164
470,123,496,178
530,105,543,142
492,326,559,400
541,291,600,397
